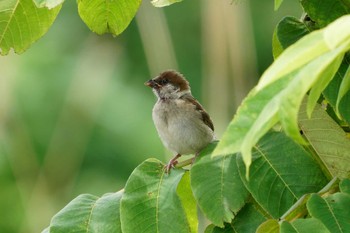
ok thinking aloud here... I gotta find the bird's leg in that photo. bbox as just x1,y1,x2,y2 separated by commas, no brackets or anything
164,154,181,173
191,152,200,165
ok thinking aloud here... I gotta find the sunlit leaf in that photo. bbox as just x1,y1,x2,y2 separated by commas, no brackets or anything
274,0,283,10
0,0,62,55
257,16,350,91
213,16,350,174
256,219,279,233
77,0,141,35
47,192,123,233
237,132,328,218
191,143,249,227
298,99,350,179
307,193,350,233
33,0,64,9
177,172,198,233
300,0,350,28
120,159,191,233
280,218,330,233
231,203,268,233
151,0,183,7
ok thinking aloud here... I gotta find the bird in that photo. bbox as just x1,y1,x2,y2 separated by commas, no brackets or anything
145,70,215,173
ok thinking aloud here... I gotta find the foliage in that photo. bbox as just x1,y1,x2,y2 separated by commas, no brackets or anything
1,0,350,232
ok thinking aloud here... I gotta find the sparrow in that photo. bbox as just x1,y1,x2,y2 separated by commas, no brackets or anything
145,70,215,173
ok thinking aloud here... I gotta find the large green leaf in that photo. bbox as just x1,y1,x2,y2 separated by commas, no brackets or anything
191,143,249,227
46,192,123,233
177,172,198,233
272,16,310,58
256,219,279,233
33,0,64,9
307,193,350,233
280,218,330,233
213,16,350,173
0,0,62,55
151,0,183,7
77,0,141,35
237,132,328,218
231,203,268,233
301,0,350,28
298,99,350,178
120,159,191,233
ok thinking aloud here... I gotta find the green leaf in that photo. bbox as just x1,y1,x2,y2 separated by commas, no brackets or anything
204,223,234,233
323,59,350,125
77,0,141,36
231,203,268,233
151,0,183,7
336,65,350,115
191,143,249,227
340,179,350,194
48,192,123,233
301,0,350,28
307,193,350,233
33,0,64,9
120,159,191,233
213,16,350,173
256,219,279,233
177,172,198,233
280,218,330,233
0,0,62,55
237,132,328,218
306,55,344,117
274,0,283,10
272,17,310,58
298,99,350,179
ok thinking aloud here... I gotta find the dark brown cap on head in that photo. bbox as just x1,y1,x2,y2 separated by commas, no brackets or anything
149,70,190,91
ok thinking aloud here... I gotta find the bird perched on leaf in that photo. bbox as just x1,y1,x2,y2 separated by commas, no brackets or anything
145,70,215,173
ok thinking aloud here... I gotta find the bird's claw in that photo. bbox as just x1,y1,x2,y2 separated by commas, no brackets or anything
164,159,178,174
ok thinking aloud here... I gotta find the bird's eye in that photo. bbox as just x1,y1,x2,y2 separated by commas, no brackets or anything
160,79,168,85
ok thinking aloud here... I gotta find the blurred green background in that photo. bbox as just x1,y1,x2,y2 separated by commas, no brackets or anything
0,1,301,232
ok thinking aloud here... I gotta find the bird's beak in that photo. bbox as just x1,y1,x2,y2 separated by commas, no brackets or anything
144,79,159,88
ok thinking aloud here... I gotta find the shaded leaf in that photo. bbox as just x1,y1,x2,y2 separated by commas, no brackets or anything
48,192,123,233
120,159,191,233
177,172,198,233
323,60,350,125
231,203,268,233
33,0,64,9
256,219,279,233
237,132,328,218
77,0,141,35
0,0,62,55
204,223,233,233
339,179,350,195
336,65,350,115
273,16,309,58
301,0,350,27
280,218,330,233
191,143,249,227
307,193,350,233
298,99,350,178
151,0,183,7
